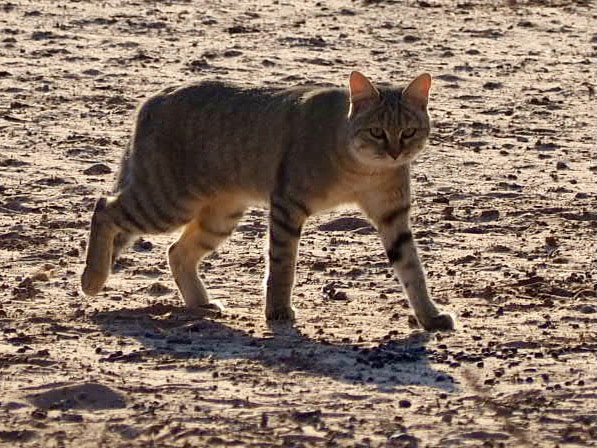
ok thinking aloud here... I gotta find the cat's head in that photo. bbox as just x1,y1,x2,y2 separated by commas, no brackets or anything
346,71,432,168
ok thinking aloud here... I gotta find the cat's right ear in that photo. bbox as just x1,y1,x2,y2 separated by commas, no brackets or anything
348,71,379,118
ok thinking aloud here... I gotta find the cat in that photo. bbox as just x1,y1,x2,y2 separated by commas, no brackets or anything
81,71,454,332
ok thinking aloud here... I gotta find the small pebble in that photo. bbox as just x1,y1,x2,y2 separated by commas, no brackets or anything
147,282,171,295
133,238,153,251
483,81,503,90
545,236,558,247
31,408,47,419
579,304,596,314
387,432,419,448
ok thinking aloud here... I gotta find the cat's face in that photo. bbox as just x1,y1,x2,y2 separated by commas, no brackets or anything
346,72,431,169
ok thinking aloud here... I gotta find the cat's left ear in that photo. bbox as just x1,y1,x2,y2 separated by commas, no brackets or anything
348,71,380,118
402,73,432,108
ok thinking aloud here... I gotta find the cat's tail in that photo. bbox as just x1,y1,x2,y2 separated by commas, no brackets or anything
111,142,135,262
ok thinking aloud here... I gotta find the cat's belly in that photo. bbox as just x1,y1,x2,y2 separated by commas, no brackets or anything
307,184,359,215
192,190,268,214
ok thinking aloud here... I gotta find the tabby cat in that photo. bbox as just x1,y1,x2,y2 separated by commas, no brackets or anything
81,71,454,332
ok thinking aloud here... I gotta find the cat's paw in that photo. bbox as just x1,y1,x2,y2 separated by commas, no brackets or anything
420,313,455,332
265,306,296,321
188,300,225,314
81,268,106,296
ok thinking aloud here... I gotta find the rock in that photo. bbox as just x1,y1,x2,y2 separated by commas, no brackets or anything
545,236,558,247
403,35,421,43
483,81,503,89
339,8,356,15
435,74,462,82
226,25,259,34
31,408,47,419
82,68,101,76
223,49,242,57
579,304,596,314
0,430,36,442
133,238,153,251
321,283,349,301
147,282,172,296
291,409,322,424
500,340,540,350
479,209,499,221
388,432,419,448
83,163,112,175
461,431,510,440
108,424,142,440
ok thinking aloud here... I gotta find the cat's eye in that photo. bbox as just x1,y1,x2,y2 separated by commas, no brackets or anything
402,128,417,139
369,127,386,139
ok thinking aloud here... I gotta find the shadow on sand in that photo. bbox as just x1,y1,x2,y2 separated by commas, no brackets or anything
90,304,455,392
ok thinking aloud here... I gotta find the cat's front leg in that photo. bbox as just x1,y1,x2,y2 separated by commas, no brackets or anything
265,193,309,321
386,228,454,331
359,195,454,332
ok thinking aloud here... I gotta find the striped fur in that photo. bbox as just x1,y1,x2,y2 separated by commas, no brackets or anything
81,72,454,332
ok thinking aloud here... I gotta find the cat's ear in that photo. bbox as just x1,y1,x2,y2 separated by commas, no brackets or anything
402,73,432,108
348,71,379,117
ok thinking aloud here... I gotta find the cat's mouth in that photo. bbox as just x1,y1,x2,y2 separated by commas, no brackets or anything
384,142,425,163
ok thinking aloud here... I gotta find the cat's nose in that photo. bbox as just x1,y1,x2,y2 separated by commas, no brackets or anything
385,146,400,159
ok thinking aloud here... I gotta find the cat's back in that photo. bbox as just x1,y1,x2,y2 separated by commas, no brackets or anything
128,80,346,197
159,80,278,106
138,80,301,124
133,80,348,164
136,80,348,127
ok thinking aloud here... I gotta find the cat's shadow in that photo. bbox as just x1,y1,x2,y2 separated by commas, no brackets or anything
90,304,455,392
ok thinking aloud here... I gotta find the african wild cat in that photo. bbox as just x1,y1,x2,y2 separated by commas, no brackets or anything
81,71,454,332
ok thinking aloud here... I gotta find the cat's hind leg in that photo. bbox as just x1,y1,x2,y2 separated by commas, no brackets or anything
111,231,135,267
168,204,245,311
82,182,191,295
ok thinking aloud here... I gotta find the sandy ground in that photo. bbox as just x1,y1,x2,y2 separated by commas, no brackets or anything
1,1,596,447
